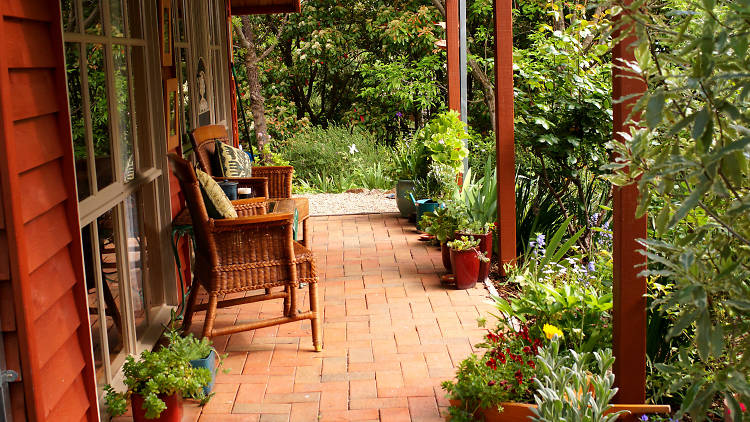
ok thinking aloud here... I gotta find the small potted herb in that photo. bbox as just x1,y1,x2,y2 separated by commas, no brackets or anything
104,342,212,421
447,236,489,289
421,202,463,271
456,220,495,283
164,329,223,397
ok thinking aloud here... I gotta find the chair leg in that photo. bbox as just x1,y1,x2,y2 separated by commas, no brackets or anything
181,282,200,335
201,294,219,339
309,282,322,352
283,285,291,317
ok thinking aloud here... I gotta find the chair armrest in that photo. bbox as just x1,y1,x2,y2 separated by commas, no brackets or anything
214,176,269,198
251,166,294,198
209,212,294,231
231,197,267,217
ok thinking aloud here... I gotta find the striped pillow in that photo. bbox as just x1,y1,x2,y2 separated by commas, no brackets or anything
216,142,254,177
195,168,238,219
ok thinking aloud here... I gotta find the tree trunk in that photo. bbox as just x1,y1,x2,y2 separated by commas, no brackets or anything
239,16,271,163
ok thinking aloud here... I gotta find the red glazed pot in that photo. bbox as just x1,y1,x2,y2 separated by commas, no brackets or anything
455,232,493,282
441,242,452,272
449,248,480,289
131,393,182,422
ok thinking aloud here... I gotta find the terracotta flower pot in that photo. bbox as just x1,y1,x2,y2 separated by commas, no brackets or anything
455,231,493,282
441,242,452,272
131,393,182,422
449,248,480,289
447,400,534,421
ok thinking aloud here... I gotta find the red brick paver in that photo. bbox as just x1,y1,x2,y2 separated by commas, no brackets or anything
191,214,496,421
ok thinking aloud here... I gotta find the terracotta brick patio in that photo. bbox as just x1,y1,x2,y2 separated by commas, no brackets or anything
188,213,496,422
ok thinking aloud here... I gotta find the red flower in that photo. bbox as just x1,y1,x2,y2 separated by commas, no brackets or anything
497,352,506,364
486,331,500,342
488,380,496,386
523,346,532,355
515,369,524,385
527,360,536,369
486,358,498,370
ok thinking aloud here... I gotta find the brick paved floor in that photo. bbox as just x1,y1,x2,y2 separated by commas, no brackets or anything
161,213,495,422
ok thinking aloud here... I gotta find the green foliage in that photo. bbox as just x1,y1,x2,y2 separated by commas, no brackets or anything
497,218,613,354
275,124,394,192
417,111,469,172
460,159,498,228
391,136,429,181
447,235,480,251
442,324,545,422
531,340,626,422
103,343,212,419
420,203,462,244
604,0,750,419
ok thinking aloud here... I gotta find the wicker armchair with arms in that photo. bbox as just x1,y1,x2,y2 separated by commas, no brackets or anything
190,125,310,246
168,153,322,349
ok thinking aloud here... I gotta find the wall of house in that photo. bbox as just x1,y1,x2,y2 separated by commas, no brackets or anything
0,1,99,421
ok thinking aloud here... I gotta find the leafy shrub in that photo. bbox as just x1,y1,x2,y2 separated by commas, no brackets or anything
498,218,613,353
276,124,394,192
531,340,626,422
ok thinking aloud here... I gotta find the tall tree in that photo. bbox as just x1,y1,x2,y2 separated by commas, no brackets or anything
233,16,284,162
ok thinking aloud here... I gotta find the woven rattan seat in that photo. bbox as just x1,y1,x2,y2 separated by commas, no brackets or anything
190,125,310,246
168,153,322,349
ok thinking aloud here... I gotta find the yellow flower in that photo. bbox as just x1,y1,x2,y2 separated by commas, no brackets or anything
543,324,563,340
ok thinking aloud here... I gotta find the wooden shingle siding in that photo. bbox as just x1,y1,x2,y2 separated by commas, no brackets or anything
0,0,99,421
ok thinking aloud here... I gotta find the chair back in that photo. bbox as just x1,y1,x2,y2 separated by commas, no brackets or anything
167,153,219,274
190,125,231,177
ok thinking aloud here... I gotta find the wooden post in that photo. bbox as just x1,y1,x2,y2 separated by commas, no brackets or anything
611,1,648,406
227,1,240,147
493,0,516,270
446,0,460,112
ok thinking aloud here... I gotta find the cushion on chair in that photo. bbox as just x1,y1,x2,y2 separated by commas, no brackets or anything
216,141,254,177
195,168,238,219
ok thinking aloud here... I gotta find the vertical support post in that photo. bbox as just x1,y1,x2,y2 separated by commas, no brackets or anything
459,0,469,174
493,0,516,270
611,2,648,406
227,1,240,146
446,0,460,112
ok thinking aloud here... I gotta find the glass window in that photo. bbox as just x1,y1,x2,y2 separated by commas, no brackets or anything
62,0,170,393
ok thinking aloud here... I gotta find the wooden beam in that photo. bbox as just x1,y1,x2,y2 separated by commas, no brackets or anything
446,0,460,112
493,0,516,270
611,1,648,407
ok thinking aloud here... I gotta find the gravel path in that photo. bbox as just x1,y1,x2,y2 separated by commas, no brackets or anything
296,189,399,216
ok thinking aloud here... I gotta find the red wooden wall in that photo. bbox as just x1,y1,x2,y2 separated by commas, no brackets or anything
0,1,99,421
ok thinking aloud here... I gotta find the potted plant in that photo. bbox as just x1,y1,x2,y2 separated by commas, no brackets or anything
104,342,212,421
421,203,461,271
456,220,495,283
164,329,223,397
442,323,545,421
447,236,489,289
392,137,428,218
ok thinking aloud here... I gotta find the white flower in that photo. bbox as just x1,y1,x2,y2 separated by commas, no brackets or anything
349,144,359,154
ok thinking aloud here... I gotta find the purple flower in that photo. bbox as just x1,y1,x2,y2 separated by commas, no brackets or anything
639,416,649,421
396,111,403,118
587,261,596,272
536,234,546,247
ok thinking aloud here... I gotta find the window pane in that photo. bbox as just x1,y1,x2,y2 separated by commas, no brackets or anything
178,48,192,134
97,209,128,367
83,0,103,36
82,223,105,386
66,43,92,201
61,0,78,33
86,43,116,190
175,0,186,43
110,0,127,37
124,193,147,337
113,44,135,183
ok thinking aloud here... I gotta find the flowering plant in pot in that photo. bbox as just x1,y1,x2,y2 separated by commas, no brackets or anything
442,323,546,422
456,220,495,282
104,341,212,421
447,236,489,289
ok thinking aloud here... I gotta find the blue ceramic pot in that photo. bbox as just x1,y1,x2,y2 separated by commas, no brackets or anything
410,194,439,231
190,349,217,396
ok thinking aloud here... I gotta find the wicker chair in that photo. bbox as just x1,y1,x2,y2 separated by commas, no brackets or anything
190,125,310,246
189,125,270,198
168,153,322,349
